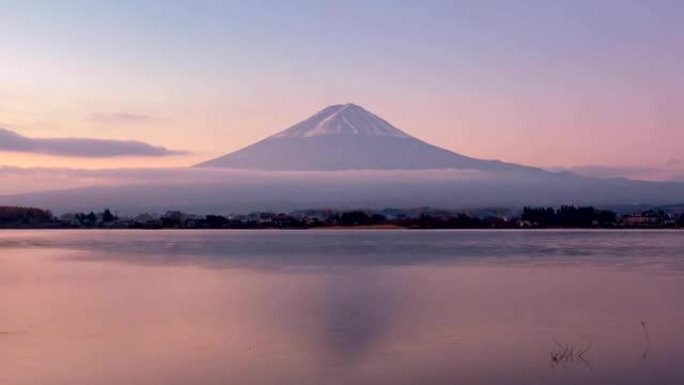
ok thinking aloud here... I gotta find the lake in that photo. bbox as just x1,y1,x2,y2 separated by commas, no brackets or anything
1,230,683,385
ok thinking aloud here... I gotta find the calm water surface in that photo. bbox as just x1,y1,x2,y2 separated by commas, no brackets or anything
1,230,683,385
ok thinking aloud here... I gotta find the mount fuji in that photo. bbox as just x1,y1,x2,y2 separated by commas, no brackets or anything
4,103,684,214
196,103,542,173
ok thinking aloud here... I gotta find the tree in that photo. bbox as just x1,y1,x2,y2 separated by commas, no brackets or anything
340,211,371,226
0,206,53,227
205,215,228,228
102,208,116,223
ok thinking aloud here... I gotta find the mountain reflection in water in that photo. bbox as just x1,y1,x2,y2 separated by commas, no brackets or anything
0,230,683,385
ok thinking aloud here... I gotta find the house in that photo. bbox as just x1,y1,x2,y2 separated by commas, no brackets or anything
621,212,662,227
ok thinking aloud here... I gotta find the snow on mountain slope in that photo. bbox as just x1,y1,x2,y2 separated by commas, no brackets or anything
270,103,410,138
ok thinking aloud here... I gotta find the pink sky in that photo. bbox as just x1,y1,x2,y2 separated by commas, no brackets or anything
1,1,683,172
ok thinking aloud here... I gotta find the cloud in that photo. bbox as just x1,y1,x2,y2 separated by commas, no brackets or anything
553,165,654,179
89,112,158,124
0,127,186,157
550,164,684,182
666,159,681,167
0,166,490,196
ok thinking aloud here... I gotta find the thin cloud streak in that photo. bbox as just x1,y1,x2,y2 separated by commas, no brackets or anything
0,166,489,195
89,112,159,124
550,164,684,182
0,128,186,158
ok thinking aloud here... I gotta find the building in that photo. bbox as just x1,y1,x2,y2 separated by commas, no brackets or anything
621,212,662,227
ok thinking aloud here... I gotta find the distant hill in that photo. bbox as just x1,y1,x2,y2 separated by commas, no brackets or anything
3,169,684,215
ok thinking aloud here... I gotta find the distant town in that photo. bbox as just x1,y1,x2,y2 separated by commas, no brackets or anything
1,205,683,230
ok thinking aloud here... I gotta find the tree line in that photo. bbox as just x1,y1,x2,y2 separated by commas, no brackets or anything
1,205,682,229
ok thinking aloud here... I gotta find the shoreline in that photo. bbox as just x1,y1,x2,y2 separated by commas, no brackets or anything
0,226,681,231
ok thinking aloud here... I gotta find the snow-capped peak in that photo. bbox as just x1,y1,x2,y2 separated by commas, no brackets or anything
271,103,411,139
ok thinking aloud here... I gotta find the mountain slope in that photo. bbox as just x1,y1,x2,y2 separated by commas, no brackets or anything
196,104,543,173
